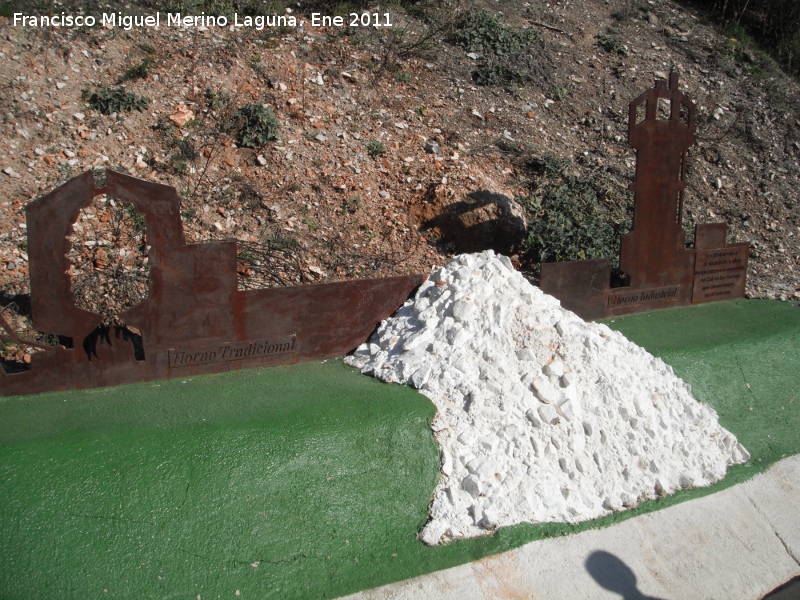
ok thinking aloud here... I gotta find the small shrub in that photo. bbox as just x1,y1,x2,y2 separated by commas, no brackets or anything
204,86,231,111
118,58,153,83
495,139,521,155
239,183,263,208
366,140,387,157
238,247,257,264
597,34,628,55
180,138,196,160
394,70,411,82
85,86,150,114
270,234,299,251
233,103,280,148
519,154,632,265
152,116,178,139
167,153,188,174
449,9,539,56
448,9,554,88
344,196,361,214
473,63,527,86
360,223,376,239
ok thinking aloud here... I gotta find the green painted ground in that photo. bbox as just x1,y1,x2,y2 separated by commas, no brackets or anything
1,299,799,599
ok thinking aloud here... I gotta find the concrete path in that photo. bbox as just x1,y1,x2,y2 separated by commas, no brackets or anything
342,455,800,600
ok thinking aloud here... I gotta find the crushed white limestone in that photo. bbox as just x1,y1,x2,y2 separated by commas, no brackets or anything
345,251,750,545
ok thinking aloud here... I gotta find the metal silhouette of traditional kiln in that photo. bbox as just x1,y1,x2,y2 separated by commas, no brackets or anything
0,169,424,396
540,73,749,319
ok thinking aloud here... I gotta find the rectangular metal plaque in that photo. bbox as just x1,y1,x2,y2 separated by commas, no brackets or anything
692,245,748,303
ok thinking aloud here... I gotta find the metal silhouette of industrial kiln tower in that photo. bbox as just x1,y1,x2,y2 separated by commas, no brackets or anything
540,72,749,319
621,71,695,294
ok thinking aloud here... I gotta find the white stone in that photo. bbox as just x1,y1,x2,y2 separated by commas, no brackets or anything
525,408,542,427
451,298,476,322
345,251,749,544
538,404,560,425
543,360,565,378
531,377,559,404
461,475,482,498
441,450,453,477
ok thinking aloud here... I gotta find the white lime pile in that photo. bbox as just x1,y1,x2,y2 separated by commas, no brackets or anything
345,251,749,545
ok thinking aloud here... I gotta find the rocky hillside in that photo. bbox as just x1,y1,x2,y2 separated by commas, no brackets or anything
1,0,798,360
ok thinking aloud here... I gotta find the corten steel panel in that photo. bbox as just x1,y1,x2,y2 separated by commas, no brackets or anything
26,170,101,339
619,71,696,292
539,259,611,320
692,224,749,304
695,222,732,250
538,72,748,321
235,276,425,359
1,169,424,396
125,241,239,350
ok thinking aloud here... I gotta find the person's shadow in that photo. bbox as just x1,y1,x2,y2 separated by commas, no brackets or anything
585,551,667,600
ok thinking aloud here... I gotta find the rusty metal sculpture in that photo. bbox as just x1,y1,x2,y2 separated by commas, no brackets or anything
540,72,748,320
0,169,424,396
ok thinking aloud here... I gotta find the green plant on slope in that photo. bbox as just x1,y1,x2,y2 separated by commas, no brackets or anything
366,140,387,157
233,103,280,148
118,57,153,83
597,34,628,55
519,154,632,266
85,87,151,114
448,9,551,88
449,9,539,56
